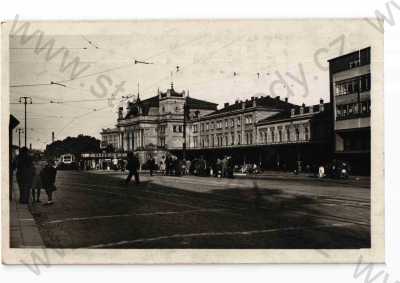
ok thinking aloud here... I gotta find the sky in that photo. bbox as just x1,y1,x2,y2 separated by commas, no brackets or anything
9,20,380,150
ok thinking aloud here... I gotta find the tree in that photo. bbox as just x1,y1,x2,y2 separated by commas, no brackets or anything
45,134,101,158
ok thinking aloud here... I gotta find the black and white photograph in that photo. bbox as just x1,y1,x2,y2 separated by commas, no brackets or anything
2,18,384,264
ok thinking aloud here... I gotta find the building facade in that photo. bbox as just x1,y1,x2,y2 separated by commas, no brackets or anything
101,83,217,164
101,83,332,172
255,100,331,170
187,96,331,171
328,47,371,175
100,127,121,151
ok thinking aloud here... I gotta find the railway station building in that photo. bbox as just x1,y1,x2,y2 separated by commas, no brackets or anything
101,83,332,172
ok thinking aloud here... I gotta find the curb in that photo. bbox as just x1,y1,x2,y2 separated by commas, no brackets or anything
10,189,45,248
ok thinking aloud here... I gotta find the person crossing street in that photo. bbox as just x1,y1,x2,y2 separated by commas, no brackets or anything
125,152,140,185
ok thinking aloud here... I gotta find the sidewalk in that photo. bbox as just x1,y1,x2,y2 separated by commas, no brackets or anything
236,170,370,188
10,189,44,248
89,168,370,188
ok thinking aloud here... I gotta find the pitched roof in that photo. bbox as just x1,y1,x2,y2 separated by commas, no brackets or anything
257,103,331,125
125,95,217,118
204,95,296,117
187,97,217,110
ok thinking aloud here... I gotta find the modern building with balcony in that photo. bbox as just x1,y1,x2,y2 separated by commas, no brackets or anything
328,47,371,175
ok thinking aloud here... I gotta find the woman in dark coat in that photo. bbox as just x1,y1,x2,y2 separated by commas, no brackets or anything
40,160,57,205
14,147,35,204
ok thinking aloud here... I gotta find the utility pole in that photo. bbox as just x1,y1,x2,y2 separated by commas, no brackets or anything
18,96,32,148
16,128,23,149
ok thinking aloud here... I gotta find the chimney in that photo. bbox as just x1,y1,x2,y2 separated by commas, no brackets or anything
309,106,313,113
241,100,246,110
284,97,288,103
300,103,305,114
252,98,256,107
224,102,229,108
276,96,280,101
291,108,295,117
52,131,55,143
118,107,123,119
319,99,324,112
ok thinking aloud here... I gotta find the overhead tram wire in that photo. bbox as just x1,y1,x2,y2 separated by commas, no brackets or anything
10,47,89,50
52,33,211,85
120,36,246,103
35,104,112,148
52,105,111,140
10,33,210,92
10,82,54,88
10,97,113,105
11,34,236,107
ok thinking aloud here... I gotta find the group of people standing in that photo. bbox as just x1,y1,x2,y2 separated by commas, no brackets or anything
163,155,191,176
12,147,57,205
213,156,234,178
123,152,237,181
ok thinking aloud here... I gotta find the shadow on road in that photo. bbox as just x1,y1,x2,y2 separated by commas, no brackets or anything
30,171,371,249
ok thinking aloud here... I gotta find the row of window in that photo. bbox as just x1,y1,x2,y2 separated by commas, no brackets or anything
259,125,310,144
102,135,119,144
193,115,253,133
172,125,183,133
336,101,371,119
158,125,183,134
335,74,371,96
192,125,310,148
158,136,166,147
193,131,254,148
124,130,144,150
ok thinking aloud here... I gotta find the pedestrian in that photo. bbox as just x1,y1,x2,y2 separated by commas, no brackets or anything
13,147,36,204
125,152,140,185
253,163,258,174
32,168,42,203
160,159,166,176
221,156,228,177
226,156,234,178
216,158,222,178
185,159,191,175
165,155,171,176
318,165,325,178
40,160,57,205
182,159,187,176
149,156,155,176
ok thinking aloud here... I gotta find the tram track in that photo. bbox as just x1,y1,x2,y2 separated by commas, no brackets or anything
61,177,370,229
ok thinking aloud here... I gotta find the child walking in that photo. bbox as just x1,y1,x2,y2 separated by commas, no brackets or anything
40,160,57,205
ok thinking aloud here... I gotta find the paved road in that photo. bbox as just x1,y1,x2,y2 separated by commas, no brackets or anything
30,170,370,249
